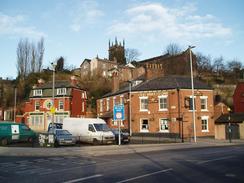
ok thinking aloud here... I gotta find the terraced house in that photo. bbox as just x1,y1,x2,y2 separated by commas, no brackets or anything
97,75,214,140
21,77,87,132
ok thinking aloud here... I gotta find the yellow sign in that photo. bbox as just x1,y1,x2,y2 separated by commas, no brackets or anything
50,106,56,114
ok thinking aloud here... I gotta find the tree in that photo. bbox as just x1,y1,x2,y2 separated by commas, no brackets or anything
213,56,225,76
16,37,44,77
196,52,213,73
56,57,64,72
125,48,140,63
164,43,182,55
227,60,242,72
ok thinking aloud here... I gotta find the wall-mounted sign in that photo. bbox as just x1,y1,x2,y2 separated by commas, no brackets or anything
43,99,53,110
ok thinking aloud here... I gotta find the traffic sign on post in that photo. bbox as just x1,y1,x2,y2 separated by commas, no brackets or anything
113,104,125,121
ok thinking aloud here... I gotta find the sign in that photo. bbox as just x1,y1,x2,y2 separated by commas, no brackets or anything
113,104,125,121
43,99,53,110
50,106,56,114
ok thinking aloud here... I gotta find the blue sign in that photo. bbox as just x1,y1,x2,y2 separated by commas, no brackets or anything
113,104,125,121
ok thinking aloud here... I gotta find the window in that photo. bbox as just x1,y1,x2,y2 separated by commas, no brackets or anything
120,95,124,104
31,115,43,127
113,97,116,108
54,115,68,123
189,96,196,111
35,101,40,111
141,119,149,132
82,102,85,112
106,98,110,111
159,119,169,132
200,96,208,111
140,97,148,111
59,100,64,110
33,89,42,96
201,116,209,132
57,88,66,95
100,100,103,112
159,95,168,111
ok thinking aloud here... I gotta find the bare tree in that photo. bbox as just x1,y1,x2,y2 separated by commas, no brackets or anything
125,48,140,63
196,52,213,73
36,37,44,72
164,43,182,55
213,56,225,76
30,42,36,73
227,59,242,72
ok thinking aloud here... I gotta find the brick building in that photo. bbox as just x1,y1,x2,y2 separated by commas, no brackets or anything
233,82,244,112
97,75,214,140
21,77,87,132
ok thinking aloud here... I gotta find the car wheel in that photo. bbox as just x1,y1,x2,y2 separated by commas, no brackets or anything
1,138,8,146
93,138,99,145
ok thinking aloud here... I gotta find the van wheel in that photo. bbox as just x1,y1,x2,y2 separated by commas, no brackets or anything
1,139,8,146
93,139,99,145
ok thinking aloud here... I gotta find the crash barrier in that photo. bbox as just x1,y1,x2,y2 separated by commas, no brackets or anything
38,133,55,147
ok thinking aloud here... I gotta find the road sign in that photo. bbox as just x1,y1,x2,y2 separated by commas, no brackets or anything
50,106,56,114
113,104,125,121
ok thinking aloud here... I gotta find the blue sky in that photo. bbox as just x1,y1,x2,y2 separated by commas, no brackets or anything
0,0,244,79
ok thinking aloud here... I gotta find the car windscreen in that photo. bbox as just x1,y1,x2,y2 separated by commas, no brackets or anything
93,124,110,132
56,130,71,135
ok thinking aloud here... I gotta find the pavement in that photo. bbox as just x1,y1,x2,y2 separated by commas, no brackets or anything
0,138,244,157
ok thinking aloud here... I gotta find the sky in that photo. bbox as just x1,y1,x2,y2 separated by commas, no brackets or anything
0,0,244,79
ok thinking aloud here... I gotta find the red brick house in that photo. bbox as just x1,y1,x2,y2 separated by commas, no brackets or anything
22,78,87,132
97,75,214,140
233,82,244,112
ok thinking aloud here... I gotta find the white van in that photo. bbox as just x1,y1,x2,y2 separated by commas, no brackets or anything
62,118,115,145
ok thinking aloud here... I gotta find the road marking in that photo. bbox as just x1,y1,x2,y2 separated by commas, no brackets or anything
197,156,234,165
116,168,173,183
63,174,103,183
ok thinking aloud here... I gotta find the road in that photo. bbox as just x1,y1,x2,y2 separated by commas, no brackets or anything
0,145,244,183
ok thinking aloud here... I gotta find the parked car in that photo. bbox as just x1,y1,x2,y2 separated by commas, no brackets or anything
48,122,63,132
52,129,76,147
111,128,130,144
0,121,37,146
63,118,115,145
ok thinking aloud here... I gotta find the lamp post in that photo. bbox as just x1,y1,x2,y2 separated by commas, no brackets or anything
51,62,56,133
227,108,232,143
14,87,17,123
128,81,132,136
189,45,196,143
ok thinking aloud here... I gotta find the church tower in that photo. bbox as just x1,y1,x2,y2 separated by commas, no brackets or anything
108,37,126,65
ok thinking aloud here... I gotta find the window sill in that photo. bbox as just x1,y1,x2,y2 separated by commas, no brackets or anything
202,130,209,132
140,110,149,112
140,130,149,132
159,130,169,133
159,109,168,112
201,110,208,112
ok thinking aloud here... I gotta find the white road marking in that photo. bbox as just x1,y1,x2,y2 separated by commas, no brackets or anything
116,168,173,183
197,156,234,165
63,174,103,183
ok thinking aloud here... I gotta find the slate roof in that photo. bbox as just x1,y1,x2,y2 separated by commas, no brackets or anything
215,113,244,123
102,75,212,98
33,80,81,89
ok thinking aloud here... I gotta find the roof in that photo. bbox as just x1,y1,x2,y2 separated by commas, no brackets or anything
33,80,81,89
215,113,244,123
102,75,212,98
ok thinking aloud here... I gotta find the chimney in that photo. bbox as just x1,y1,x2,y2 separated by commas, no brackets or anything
70,76,78,86
112,70,119,93
37,79,45,86
145,64,164,80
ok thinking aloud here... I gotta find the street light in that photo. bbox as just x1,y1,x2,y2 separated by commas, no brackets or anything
189,45,197,143
51,62,56,133
128,81,132,136
14,87,17,123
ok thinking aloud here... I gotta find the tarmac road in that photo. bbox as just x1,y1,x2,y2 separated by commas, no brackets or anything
0,142,244,183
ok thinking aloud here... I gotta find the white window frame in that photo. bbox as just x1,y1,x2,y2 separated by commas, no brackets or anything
57,88,66,95
140,96,148,112
159,118,169,132
189,96,196,111
106,98,110,111
59,100,64,110
120,95,124,105
31,115,43,127
100,99,103,112
201,116,209,132
158,95,168,111
200,96,208,111
82,102,85,112
33,89,42,96
140,119,149,132
35,101,40,111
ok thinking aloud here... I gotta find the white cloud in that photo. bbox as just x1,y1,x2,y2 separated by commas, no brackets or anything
70,0,104,32
0,12,46,39
108,3,232,43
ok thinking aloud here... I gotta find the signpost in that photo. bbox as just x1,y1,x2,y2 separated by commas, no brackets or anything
113,104,125,145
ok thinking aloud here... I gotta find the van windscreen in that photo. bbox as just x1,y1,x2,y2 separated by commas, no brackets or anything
93,124,110,132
